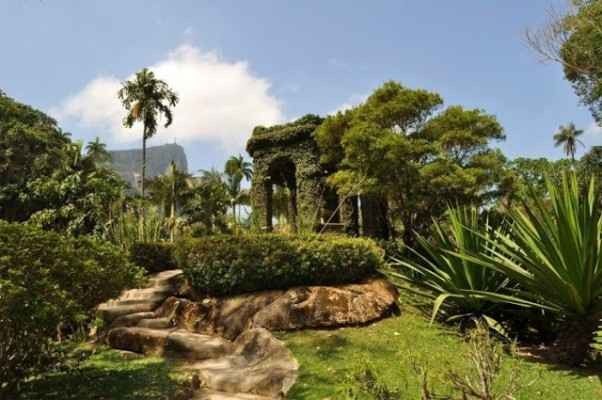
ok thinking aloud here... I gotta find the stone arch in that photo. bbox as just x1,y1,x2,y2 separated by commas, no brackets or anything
246,115,389,238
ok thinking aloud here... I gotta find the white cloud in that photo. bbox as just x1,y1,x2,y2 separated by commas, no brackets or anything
329,93,367,115
582,122,602,146
53,45,284,150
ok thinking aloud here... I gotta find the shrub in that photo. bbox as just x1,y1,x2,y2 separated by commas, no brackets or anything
0,221,143,396
387,207,515,328
129,242,177,273
176,234,383,296
462,173,602,365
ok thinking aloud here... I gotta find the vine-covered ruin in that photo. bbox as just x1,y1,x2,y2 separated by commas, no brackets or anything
246,114,389,238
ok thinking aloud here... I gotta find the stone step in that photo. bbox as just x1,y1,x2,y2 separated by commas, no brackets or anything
107,327,232,361
108,327,172,355
167,331,232,360
138,317,173,329
149,269,183,285
98,301,159,322
115,295,166,306
111,311,156,328
192,389,274,400
120,286,174,301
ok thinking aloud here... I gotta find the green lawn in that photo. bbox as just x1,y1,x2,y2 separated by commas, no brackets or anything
20,348,189,400
278,312,602,400
20,311,602,400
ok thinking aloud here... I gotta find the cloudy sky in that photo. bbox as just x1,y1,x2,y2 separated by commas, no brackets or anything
1,1,600,172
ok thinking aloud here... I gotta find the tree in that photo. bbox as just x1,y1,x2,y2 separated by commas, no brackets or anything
85,136,111,166
0,91,126,234
526,1,602,123
316,81,506,245
224,154,253,228
182,169,230,235
553,122,584,161
146,161,192,241
118,68,179,239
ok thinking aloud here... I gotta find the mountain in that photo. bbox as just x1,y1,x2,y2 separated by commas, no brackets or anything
109,143,188,190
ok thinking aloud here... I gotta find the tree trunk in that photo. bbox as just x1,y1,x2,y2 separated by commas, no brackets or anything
170,194,176,243
140,133,146,241
232,199,237,234
553,315,599,366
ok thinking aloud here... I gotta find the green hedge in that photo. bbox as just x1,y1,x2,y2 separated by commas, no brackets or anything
129,242,177,273
176,234,384,296
0,221,143,396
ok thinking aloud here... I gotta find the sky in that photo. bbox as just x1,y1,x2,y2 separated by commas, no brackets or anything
1,0,601,173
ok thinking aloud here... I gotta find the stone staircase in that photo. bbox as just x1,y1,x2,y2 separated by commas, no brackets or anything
95,270,298,400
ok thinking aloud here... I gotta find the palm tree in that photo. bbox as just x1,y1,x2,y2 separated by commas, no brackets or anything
553,122,584,162
224,156,251,227
85,136,111,166
224,155,253,227
118,68,178,239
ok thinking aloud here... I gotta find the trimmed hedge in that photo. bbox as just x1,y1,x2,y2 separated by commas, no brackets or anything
176,234,384,296
129,242,177,273
0,221,143,396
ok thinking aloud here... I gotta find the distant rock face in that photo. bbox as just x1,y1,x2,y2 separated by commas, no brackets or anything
109,143,188,190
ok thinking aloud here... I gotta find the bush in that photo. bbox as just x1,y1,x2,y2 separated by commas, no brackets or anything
176,234,384,297
129,242,177,273
0,221,143,396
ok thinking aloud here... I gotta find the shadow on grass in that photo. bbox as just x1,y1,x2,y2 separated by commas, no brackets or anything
19,350,186,400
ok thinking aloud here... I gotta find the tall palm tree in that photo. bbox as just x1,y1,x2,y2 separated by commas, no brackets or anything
224,154,253,227
553,122,584,162
118,68,178,239
85,136,111,166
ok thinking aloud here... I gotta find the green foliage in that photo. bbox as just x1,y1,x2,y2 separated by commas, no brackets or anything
315,81,507,244
118,68,179,140
104,202,170,250
559,1,602,123
460,173,602,318
0,221,143,396
182,169,231,236
387,208,514,325
553,122,585,160
0,92,125,234
129,242,177,273
177,234,384,296
246,114,324,156
224,154,253,228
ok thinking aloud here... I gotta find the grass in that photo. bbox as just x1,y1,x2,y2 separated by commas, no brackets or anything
19,312,602,400
278,312,602,399
19,346,189,400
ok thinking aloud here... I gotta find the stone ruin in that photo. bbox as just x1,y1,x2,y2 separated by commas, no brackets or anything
246,115,389,238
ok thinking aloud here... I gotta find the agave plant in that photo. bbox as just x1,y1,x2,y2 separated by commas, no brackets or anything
461,173,602,364
387,207,517,330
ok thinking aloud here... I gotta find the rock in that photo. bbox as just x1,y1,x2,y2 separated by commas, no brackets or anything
189,328,298,398
167,331,233,360
192,389,274,400
252,278,398,331
170,278,398,339
108,327,171,355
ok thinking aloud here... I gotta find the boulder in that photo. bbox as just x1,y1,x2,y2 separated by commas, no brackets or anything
170,278,398,339
188,328,298,398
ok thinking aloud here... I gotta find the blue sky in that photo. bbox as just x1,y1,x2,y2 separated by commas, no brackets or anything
1,0,600,172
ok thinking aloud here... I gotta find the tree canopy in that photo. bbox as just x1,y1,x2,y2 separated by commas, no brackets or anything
315,81,507,243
